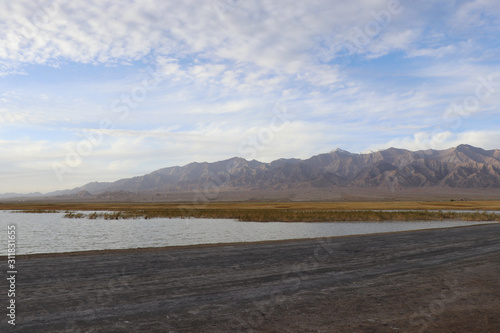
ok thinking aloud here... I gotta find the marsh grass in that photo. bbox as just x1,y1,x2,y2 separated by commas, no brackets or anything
12,209,60,213
4,201,499,222
2,200,500,212
64,211,86,218
58,208,500,222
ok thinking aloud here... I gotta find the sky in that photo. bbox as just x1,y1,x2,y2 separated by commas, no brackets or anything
1,0,500,193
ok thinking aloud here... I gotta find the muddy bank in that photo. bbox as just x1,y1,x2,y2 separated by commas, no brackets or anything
4,224,500,332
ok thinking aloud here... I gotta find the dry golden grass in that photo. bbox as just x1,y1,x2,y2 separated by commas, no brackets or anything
60,208,500,222
2,200,500,222
1,200,499,212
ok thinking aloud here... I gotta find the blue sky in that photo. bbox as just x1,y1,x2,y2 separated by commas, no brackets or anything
1,0,500,193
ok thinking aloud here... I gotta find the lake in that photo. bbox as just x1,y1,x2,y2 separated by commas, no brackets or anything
0,211,497,255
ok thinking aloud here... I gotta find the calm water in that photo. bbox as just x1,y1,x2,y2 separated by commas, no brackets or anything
0,211,497,255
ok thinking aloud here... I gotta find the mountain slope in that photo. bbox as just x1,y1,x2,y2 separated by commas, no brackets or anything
50,144,500,196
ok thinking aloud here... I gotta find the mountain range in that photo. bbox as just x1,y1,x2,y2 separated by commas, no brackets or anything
3,144,500,202
20,144,496,202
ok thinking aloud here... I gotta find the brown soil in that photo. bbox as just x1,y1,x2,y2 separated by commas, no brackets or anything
3,224,500,332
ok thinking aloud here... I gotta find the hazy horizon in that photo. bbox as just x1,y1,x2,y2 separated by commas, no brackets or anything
1,1,500,193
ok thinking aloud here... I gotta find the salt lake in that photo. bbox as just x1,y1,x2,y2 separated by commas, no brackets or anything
1,211,497,255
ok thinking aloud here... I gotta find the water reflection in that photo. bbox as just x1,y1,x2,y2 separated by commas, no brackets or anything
0,211,497,255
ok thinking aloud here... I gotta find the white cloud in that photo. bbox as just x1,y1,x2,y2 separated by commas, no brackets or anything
0,1,407,86
1,0,500,193
365,29,418,58
406,40,476,59
368,130,500,153
407,44,457,58
0,108,48,124
452,0,500,28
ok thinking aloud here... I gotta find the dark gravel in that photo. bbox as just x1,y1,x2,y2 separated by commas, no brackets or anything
3,223,500,332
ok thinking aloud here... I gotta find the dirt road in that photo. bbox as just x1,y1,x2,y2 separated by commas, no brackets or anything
3,223,500,332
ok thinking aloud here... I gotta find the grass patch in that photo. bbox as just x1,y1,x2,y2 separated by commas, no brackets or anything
1,200,499,212
57,208,500,222
64,211,86,219
3,201,499,222
12,209,60,214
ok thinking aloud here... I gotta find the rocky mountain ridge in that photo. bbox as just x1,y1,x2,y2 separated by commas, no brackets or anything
49,144,500,197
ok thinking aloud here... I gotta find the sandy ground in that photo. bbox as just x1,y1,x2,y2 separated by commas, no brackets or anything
2,223,500,332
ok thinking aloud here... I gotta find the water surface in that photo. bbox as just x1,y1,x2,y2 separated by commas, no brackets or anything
0,211,496,255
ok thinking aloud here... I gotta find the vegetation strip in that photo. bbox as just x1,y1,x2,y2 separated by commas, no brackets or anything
2,200,500,211
61,209,500,222
3,201,500,222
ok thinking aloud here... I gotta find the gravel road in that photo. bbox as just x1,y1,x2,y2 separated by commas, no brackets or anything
3,223,500,332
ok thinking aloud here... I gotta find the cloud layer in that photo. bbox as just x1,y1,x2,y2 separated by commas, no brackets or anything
1,0,499,192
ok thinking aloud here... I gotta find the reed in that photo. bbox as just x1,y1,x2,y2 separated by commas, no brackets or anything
4,201,499,222
64,211,85,219
59,208,500,222
12,209,60,213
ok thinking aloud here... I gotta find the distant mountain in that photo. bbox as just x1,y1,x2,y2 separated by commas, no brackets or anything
45,145,500,199
0,192,43,199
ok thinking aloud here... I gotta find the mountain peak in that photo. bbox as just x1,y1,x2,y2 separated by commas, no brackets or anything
455,144,486,153
452,144,491,160
331,148,352,155
456,144,474,151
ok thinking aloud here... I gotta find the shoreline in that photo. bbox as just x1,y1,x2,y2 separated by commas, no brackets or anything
3,203,500,222
4,221,498,259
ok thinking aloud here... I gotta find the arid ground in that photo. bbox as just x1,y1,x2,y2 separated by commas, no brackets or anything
2,199,500,212
3,223,500,332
